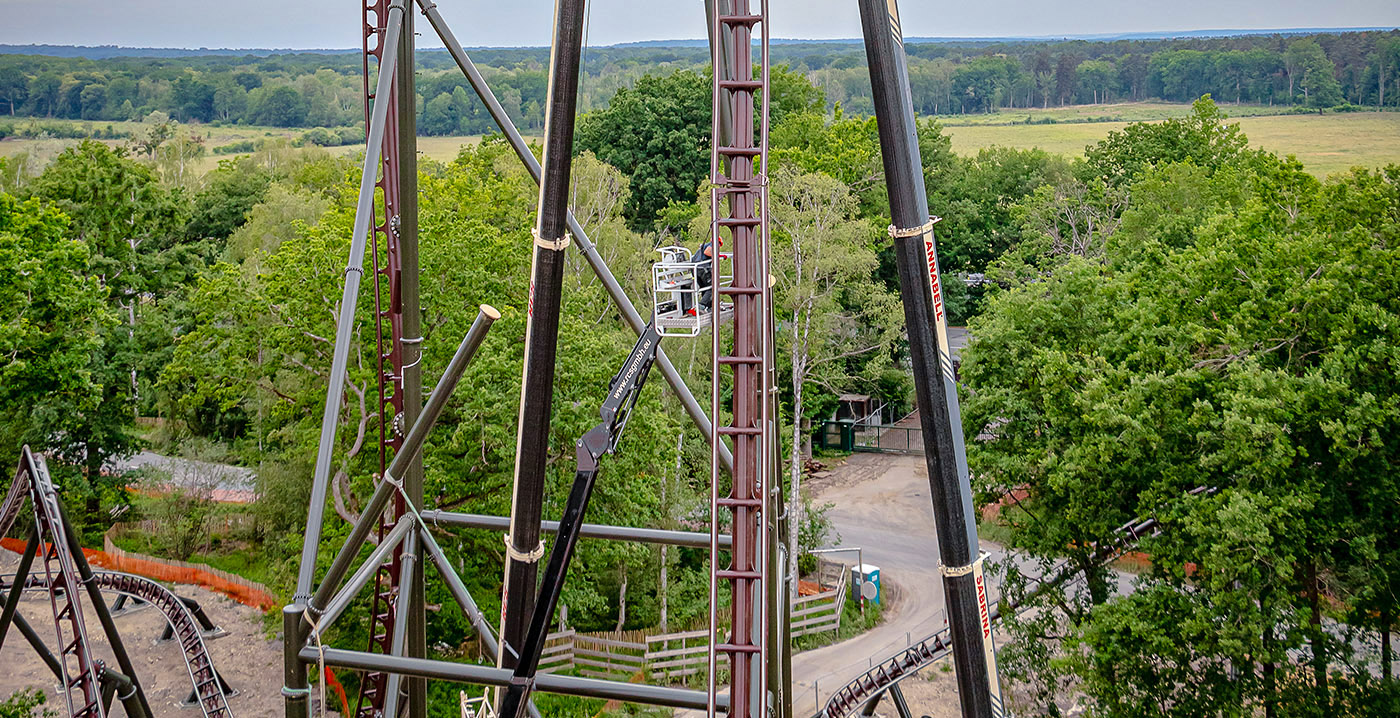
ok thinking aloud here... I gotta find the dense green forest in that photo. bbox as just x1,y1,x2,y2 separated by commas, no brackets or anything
1,37,1398,714
957,99,1400,715
2,28,1399,139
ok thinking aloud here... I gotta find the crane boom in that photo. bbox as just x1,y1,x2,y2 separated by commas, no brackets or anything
498,324,662,717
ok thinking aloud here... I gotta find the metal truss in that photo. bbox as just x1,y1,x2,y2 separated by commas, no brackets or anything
287,0,761,715
1,447,236,718
705,1,775,717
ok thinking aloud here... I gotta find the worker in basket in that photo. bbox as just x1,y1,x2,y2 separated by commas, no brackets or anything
688,236,718,316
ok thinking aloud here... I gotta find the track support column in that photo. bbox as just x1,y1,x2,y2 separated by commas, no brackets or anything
857,1,1001,717
284,605,310,718
394,4,427,715
500,0,589,670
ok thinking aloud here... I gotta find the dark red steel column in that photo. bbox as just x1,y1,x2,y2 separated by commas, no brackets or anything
355,0,409,713
708,1,772,716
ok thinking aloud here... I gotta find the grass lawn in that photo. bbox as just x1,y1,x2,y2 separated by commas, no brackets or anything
932,100,1292,127
944,110,1400,177
7,105,1396,180
2,118,510,179
416,134,490,163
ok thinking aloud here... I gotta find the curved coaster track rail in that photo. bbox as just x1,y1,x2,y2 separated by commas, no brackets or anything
1,447,235,718
818,489,1212,718
6,571,237,718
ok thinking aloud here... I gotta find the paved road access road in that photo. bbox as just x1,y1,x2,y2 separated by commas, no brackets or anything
793,450,965,718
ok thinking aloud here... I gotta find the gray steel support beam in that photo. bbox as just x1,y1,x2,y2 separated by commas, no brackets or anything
316,518,415,632
296,0,407,605
298,646,730,712
12,612,62,679
0,525,37,652
382,532,418,718
413,0,734,478
283,605,310,718
414,525,542,718
56,496,156,718
309,306,499,616
420,510,732,549
394,4,427,715
889,684,913,718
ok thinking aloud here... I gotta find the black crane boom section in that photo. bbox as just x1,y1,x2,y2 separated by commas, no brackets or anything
500,323,663,717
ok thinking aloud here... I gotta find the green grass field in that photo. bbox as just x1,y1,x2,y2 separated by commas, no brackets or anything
932,100,1293,127
944,110,1400,177
5,105,1398,181
0,119,498,178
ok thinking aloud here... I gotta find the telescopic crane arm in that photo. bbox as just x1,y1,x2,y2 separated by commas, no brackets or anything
577,324,662,475
499,324,663,717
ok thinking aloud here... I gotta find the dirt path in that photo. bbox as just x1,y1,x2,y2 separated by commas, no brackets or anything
794,451,965,718
0,552,283,718
795,414,1133,717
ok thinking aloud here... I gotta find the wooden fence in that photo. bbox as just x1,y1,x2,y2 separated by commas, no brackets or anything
791,569,847,638
645,628,710,681
537,629,575,674
538,582,847,684
574,631,648,680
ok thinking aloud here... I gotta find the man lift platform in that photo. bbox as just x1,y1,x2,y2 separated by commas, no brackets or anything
652,244,734,336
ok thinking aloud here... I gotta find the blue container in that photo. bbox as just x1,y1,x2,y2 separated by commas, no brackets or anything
851,564,881,605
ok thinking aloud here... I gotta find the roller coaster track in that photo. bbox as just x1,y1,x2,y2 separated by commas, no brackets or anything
1,447,234,718
6,571,235,718
818,489,1213,718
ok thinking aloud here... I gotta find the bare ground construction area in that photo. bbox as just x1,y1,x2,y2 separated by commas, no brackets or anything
0,552,282,718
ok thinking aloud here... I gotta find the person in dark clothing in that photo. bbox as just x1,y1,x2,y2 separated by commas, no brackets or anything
692,239,716,314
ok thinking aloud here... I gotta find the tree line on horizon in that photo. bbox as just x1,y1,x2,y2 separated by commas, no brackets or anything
0,29,1398,137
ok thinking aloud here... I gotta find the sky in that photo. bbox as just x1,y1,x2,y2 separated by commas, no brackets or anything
1,0,1398,49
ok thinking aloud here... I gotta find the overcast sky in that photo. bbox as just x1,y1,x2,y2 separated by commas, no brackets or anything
2,0,1398,49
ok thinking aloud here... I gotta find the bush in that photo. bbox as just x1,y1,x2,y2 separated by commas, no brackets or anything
0,688,54,718
213,140,257,155
10,121,129,140
294,126,362,147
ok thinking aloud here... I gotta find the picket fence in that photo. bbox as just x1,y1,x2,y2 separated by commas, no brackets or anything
536,576,846,683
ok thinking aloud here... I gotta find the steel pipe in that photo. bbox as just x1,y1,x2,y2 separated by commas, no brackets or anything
414,525,544,718
501,0,589,667
381,531,418,718
421,510,732,549
858,1,994,716
298,646,729,711
315,517,415,629
296,0,408,605
309,305,499,615
56,488,156,718
283,605,310,718
0,525,38,652
12,612,62,679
